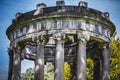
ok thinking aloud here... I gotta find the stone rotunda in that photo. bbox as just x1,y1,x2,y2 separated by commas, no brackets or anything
6,0,116,80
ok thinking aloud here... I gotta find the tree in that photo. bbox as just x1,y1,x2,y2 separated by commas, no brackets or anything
21,68,34,80
110,38,120,79
21,62,55,80
21,38,120,80
64,62,71,80
44,62,54,80
86,58,94,80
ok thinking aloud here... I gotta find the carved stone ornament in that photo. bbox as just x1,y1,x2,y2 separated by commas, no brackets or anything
8,48,13,56
31,31,48,46
6,1,116,80
103,43,112,54
53,33,66,42
77,31,90,43
13,43,21,53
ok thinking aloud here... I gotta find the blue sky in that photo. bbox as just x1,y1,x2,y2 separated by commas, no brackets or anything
0,0,120,80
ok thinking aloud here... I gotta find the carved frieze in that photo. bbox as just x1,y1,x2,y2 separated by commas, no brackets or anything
10,20,110,44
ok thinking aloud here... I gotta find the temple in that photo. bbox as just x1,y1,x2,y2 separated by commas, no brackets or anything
6,0,116,80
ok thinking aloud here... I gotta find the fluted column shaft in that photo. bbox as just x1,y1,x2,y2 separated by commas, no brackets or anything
94,58,100,80
102,44,111,80
77,32,89,80
8,48,13,80
12,43,21,80
77,40,87,80
54,33,65,80
34,35,46,80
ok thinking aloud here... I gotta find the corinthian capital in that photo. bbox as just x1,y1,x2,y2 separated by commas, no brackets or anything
102,43,112,53
31,31,48,46
77,31,90,43
13,43,21,53
53,33,66,42
39,34,47,45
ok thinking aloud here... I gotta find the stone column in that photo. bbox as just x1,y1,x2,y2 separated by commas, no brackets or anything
70,62,76,80
8,48,13,80
12,43,21,80
34,35,46,80
93,57,100,80
54,33,65,80
77,32,89,80
102,44,111,80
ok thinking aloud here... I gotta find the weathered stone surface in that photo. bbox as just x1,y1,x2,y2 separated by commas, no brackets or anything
34,41,44,80
8,48,13,80
102,44,111,80
77,39,87,80
12,43,21,80
54,33,65,80
6,1,115,80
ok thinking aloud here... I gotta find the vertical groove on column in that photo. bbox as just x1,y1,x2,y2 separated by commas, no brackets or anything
55,41,64,80
8,49,13,80
94,58,100,80
12,46,21,80
34,42,44,80
77,41,86,80
102,45,111,80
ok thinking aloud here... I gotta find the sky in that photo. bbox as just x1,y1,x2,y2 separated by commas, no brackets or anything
0,0,120,80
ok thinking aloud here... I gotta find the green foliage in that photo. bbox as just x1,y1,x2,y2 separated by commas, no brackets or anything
64,62,71,80
86,58,94,80
21,68,34,80
110,38,120,79
21,38,120,80
44,62,54,80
